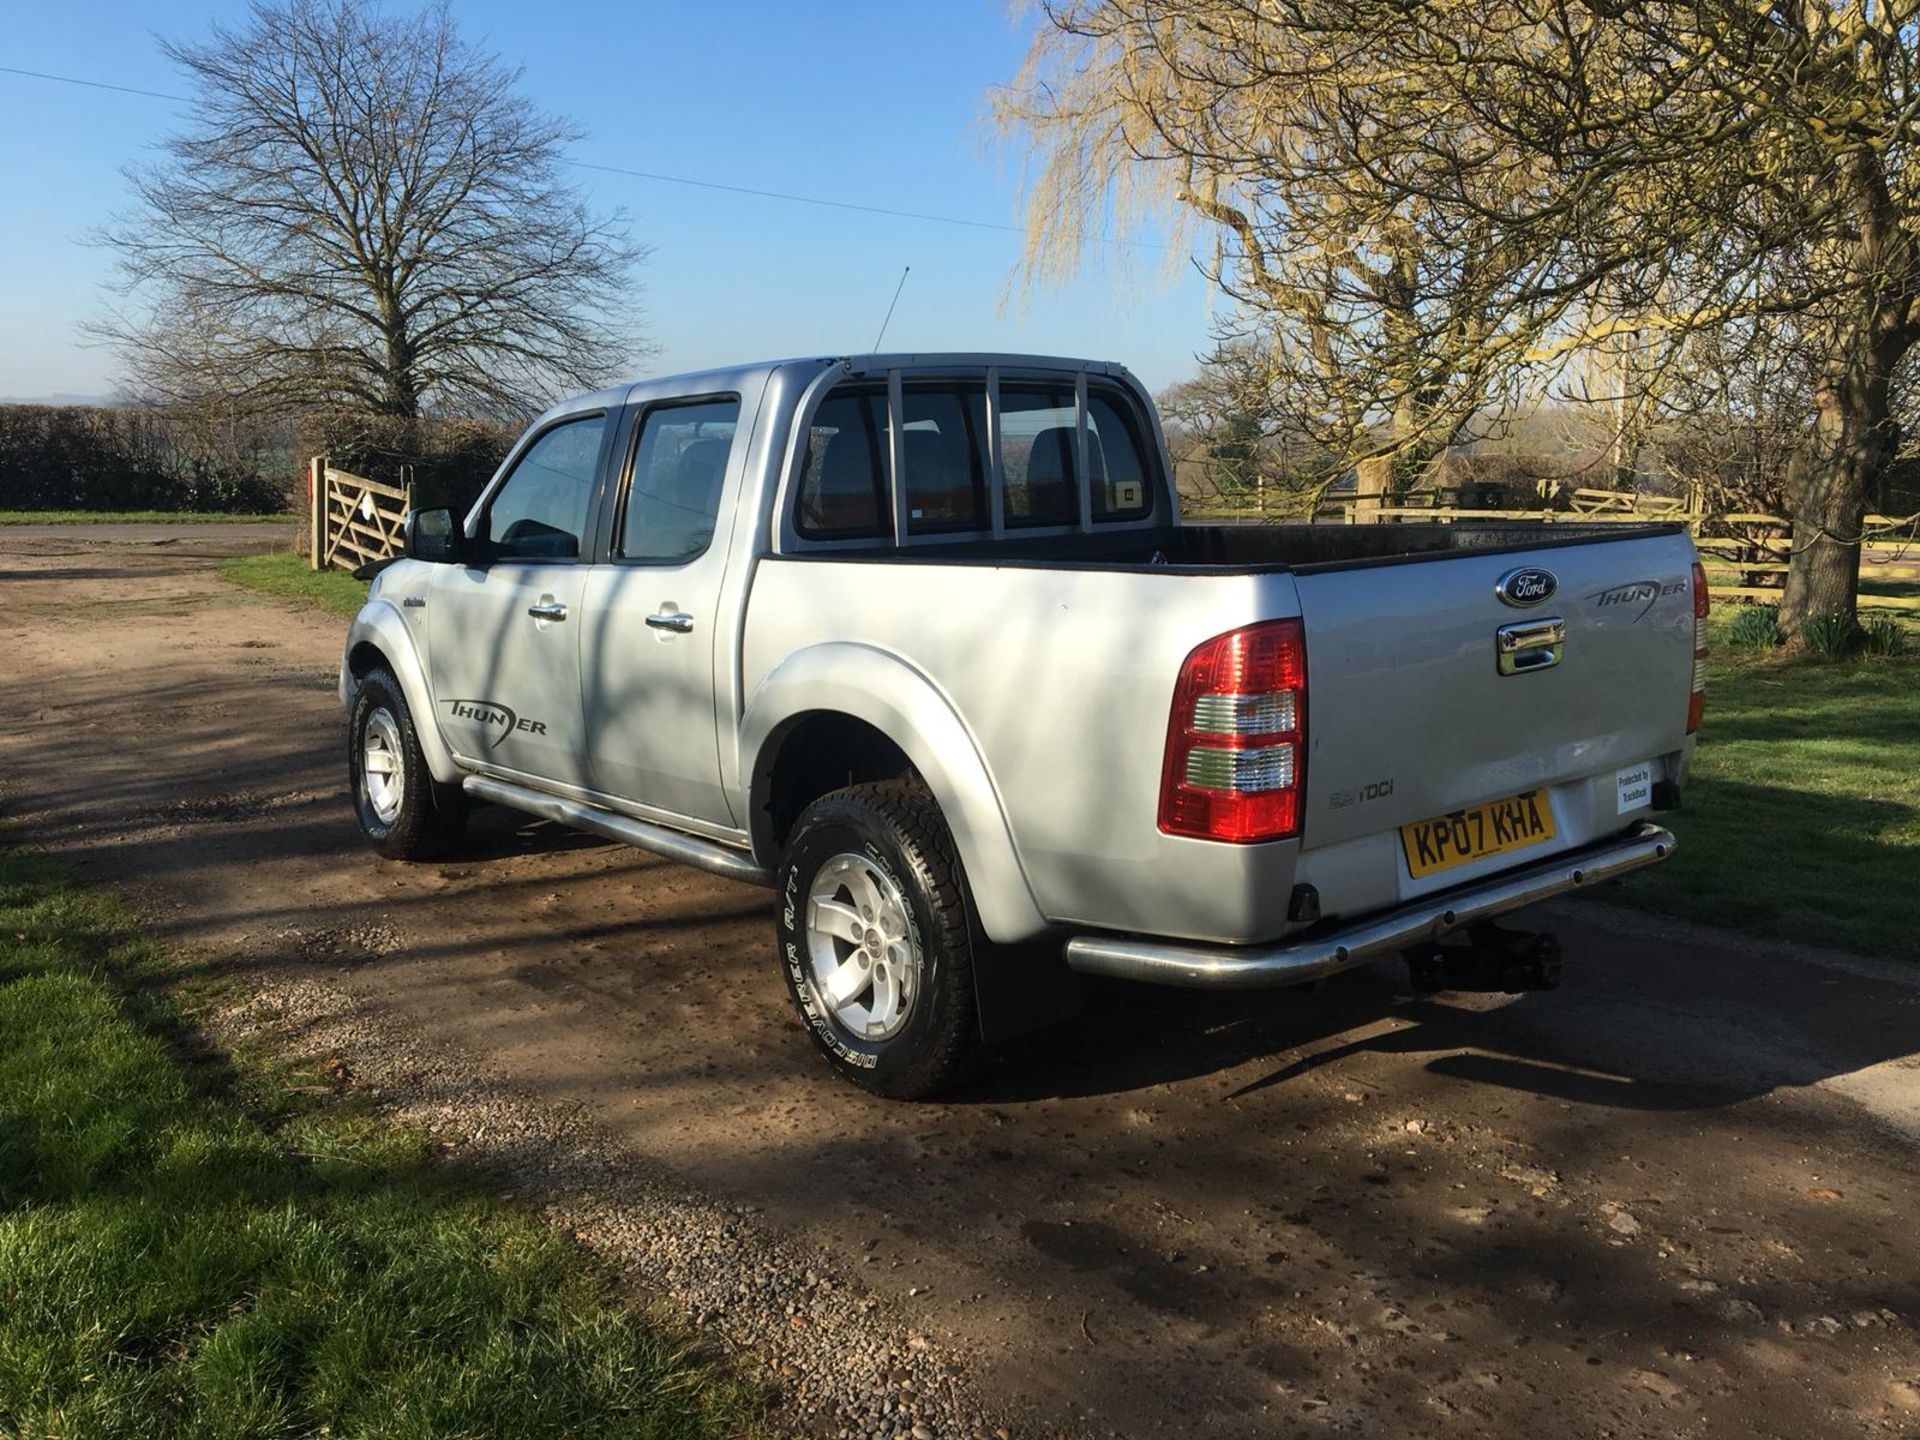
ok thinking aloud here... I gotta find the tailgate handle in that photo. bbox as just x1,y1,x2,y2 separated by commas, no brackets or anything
1496,617,1564,675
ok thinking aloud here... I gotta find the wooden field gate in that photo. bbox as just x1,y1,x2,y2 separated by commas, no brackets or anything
308,456,409,572
1326,487,1920,612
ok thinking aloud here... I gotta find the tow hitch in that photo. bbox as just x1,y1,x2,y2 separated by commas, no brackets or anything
1405,922,1563,995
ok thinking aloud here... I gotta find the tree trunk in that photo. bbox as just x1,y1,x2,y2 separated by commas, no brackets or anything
1778,132,1916,645
1357,454,1396,508
378,293,421,419
1778,323,1905,642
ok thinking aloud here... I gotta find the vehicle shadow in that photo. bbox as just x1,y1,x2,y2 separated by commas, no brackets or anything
971,916,1920,1114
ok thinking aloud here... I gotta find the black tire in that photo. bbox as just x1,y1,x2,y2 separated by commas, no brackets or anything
775,779,980,1099
348,666,468,860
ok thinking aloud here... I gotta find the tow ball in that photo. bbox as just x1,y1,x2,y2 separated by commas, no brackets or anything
1405,922,1563,995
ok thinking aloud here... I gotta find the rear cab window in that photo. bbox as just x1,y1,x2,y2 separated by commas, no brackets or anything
797,389,890,540
792,368,1159,547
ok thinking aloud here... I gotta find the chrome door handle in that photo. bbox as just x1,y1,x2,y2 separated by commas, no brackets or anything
645,610,695,633
527,600,569,622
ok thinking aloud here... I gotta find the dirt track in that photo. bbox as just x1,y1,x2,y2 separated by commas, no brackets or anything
5,523,1920,1438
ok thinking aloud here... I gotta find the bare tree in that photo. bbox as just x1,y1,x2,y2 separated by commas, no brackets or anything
96,0,644,419
1158,342,1333,512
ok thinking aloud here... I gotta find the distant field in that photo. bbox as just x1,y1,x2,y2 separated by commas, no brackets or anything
0,509,296,525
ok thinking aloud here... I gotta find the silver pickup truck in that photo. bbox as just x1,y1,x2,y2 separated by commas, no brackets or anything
339,352,1700,1097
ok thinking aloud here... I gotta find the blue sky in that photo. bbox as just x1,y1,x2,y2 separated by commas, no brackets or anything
0,0,1218,403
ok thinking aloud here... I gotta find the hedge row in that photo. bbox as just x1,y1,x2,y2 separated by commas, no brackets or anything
0,405,527,517
0,404,294,513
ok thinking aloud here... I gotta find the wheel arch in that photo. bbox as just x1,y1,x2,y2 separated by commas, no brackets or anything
341,604,462,784
741,644,1049,944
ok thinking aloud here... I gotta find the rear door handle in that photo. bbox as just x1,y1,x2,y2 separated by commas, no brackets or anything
645,610,695,633
527,600,569,622
1496,616,1564,674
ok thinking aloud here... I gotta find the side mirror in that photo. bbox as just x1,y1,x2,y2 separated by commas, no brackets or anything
405,506,467,564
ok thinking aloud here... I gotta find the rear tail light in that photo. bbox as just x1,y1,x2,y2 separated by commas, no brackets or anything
1159,619,1306,843
1687,560,1708,733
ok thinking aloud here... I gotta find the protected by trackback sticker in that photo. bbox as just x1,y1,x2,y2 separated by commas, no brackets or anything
1616,762,1653,814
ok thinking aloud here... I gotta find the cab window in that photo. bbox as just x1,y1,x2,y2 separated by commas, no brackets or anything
901,383,988,534
793,376,1156,541
796,387,890,540
1088,390,1153,520
620,397,740,561
999,386,1079,527
484,414,607,560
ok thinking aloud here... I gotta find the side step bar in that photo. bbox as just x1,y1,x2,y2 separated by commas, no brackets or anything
1062,823,1676,990
462,775,772,887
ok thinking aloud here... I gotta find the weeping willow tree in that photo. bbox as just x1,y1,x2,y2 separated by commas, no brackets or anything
999,0,1920,641
993,1,1617,502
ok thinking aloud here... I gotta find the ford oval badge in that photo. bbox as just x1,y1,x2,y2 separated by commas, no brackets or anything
1495,567,1557,607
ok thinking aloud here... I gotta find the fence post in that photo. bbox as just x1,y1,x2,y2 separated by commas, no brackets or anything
308,455,324,572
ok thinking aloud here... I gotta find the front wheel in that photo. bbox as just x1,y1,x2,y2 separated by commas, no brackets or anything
348,666,468,859
775,780,980,1099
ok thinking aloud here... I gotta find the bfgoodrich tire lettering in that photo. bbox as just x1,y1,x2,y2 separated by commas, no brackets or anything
348,666,468,860
776,780,980,1099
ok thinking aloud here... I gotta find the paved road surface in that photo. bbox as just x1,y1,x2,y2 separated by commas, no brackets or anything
5,523,1919,1438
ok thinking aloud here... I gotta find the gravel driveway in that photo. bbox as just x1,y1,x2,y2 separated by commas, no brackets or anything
5,523,1920,1439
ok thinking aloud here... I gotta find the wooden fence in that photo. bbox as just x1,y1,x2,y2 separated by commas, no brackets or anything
308,457,409,572
1690,512,1920,610
1194,485,1920,611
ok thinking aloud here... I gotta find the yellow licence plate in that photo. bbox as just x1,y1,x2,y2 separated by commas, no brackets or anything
1400,791,1556,879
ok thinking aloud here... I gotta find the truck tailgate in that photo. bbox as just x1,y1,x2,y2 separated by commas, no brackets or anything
1292,527,1698,869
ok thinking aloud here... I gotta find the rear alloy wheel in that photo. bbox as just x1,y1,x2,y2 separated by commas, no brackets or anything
803,852,921,1042
776,780,979,1099
348,666,468,860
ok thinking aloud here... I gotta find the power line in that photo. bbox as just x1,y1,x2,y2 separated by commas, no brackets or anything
0,62,1029,238
568,159,1024,235
0,64,188,104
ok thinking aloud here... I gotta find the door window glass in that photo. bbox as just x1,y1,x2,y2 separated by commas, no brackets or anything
485,414,606,560
620,398,741,561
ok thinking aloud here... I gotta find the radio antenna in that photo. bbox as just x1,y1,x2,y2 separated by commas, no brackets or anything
870,265,910,352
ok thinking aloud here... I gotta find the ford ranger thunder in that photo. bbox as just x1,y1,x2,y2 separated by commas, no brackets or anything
340,353,1698,1097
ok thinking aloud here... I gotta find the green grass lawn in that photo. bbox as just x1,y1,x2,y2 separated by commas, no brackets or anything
220,551,370,618
1602,617,1920,960
0,853,759,1439
0,510,296,525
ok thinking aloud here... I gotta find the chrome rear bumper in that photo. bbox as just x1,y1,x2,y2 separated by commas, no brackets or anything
1062,823,1676,989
